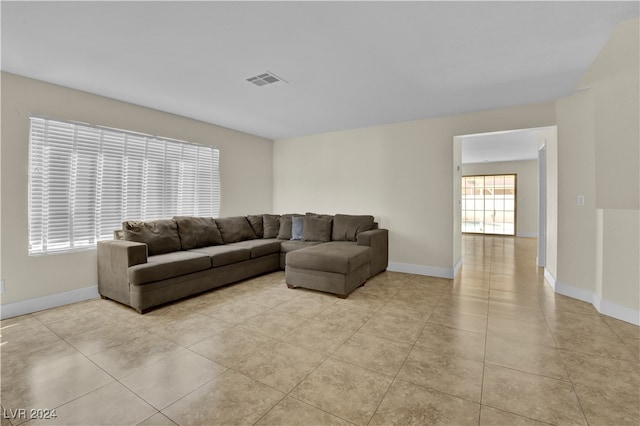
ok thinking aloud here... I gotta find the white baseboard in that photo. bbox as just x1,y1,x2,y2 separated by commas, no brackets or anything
388,261,455,279
555,280,640,326
0,285,99,320
517,232,538,238
544,268,556,290
555,280,595,304
598,299,640,326
453,257,463,278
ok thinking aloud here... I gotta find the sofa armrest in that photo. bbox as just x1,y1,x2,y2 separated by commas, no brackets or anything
97,240,147,306
357,229,388,276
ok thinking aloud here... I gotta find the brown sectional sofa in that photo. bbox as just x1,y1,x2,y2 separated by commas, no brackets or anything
97,213,388,313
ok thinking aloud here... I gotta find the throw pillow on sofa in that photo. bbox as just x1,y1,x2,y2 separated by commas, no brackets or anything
122,219,182,256
262,214,281,238
291,216,304,240
277,214,303,240
247,215,264,238
332,214,375,241
277,216,293,240
302,216,332,242
214,216,257,243
173,216,224,250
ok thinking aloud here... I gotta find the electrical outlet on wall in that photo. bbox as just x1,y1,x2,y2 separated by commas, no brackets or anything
0,279,5,294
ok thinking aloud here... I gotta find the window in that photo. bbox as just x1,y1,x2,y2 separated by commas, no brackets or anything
28,117,220,255
461,174,516,235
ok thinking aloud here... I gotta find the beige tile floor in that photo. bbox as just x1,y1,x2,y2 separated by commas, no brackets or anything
1,235,639,425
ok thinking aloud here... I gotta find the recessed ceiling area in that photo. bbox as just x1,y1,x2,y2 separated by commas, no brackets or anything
460,128,551,165
2,2,638,140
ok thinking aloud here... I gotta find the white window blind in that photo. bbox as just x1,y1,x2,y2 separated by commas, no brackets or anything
28,117,220,255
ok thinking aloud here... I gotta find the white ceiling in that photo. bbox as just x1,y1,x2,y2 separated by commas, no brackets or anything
2,2,638,140
460,128,546,164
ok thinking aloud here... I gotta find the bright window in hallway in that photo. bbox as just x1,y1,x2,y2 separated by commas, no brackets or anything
461,174,516,235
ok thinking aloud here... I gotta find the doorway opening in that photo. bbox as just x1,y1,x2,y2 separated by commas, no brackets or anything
462,174,517,235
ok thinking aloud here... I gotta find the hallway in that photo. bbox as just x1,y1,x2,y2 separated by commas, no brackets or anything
458,234,639,424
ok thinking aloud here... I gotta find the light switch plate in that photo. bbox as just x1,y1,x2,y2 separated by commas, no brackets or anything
578,195,585,206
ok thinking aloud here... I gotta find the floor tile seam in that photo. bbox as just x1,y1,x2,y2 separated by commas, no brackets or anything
266,317,362,359
115,372,189,413
250,349,330,391
113,343,225,385
301,315,366,337
323,351,399,381
548,357,591,426
370,305,443,422
551,324,638,363
547,323,635,346
556,347,640,382
482,357,571,383
28,312,129,381
247,392,295,426
433,302,490,317
277,393,355,426
571,380,640,402
46,379,117,414
364,375,401,425
478,295,490,409
482,361,587,398
355,327,420,347
392,376,484,407
479,403,556,425
172,366,290,421
234,320,311,345
600,316,639,344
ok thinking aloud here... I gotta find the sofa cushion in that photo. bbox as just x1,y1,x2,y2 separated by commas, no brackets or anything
262,214,281,239
291,216,304,240
188,245,251,267
332,214,375,242
230,239,281,258
173,216,224,250
286,242,371,274
123,219,182,256
215,216,257,243
247,215,264,238
128,251,211,285
302,216,332,242
280,240,323,253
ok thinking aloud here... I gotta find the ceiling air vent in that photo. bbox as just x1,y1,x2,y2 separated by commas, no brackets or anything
246,71,288,87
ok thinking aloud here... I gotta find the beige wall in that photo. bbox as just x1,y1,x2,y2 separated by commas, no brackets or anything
461,160,538,238
0,73,273,305
555,17,640,320
273,102,556,276
600,209,640,311
556,90,596,293
577,18,639,210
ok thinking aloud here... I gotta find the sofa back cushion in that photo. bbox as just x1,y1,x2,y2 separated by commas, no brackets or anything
173,216,224,250
122,219,182,256
247,215,264,238
262,214,281,239
302,216,332,242
214,216,257,243
332,214,375,241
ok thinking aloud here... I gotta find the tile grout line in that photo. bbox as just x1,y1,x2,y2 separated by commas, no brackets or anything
366,281,445,425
